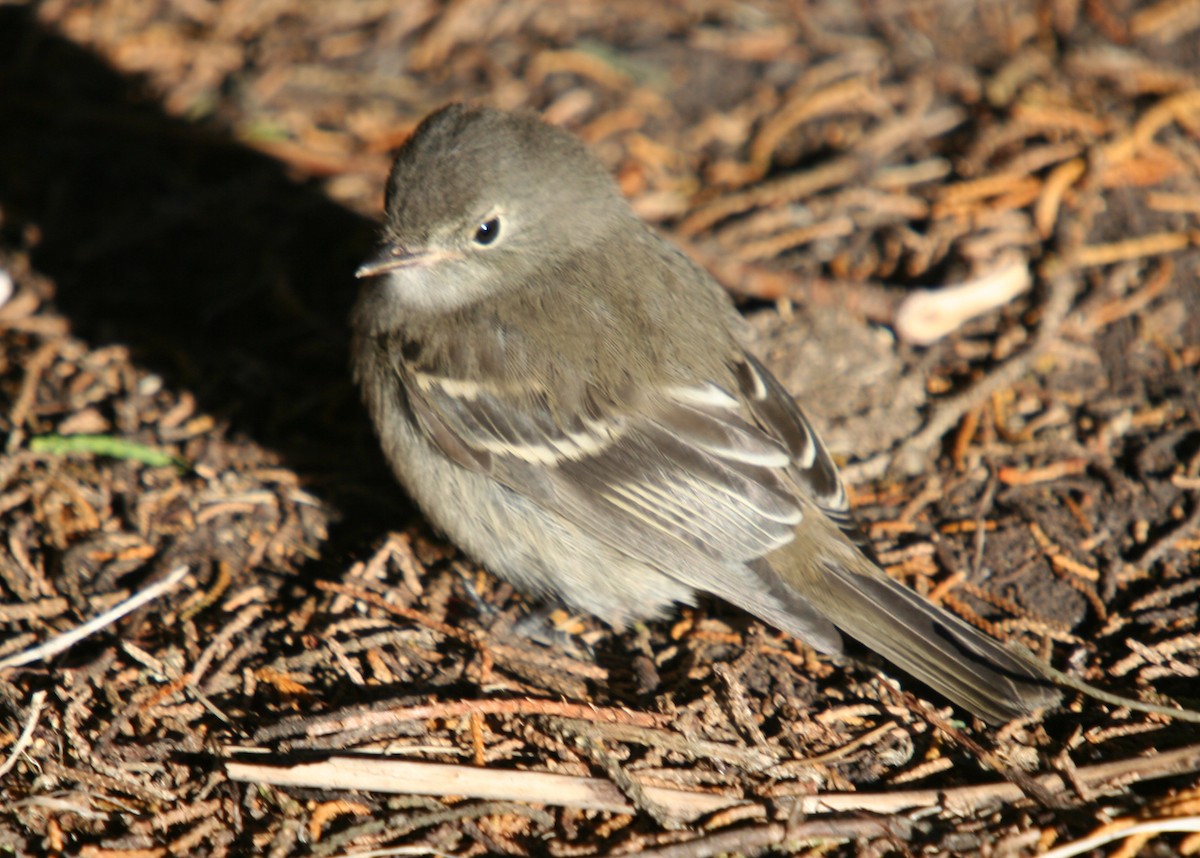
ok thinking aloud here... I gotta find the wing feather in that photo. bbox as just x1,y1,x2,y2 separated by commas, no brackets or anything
735,354,872,556
402,362,813,566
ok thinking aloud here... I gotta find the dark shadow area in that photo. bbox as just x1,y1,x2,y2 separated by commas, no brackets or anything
0,8,412,554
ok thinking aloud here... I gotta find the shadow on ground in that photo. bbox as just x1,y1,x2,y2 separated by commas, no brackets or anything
0,7,411,554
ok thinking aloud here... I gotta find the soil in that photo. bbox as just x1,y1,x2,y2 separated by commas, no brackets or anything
1,2,1198,856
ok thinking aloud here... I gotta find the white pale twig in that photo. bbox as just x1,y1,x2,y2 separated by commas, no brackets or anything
894,255,1032,345
226,741,1200,820
0,689,47,779
227,754,735,821
1038,817,1200,858
0,565,190,669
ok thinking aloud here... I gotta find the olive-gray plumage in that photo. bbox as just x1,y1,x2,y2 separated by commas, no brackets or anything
352,104,1061,724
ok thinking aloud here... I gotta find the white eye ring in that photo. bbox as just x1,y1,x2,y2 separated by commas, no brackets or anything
473,217,501,246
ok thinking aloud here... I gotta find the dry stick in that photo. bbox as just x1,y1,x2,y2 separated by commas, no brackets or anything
1039,816,1200,858
545,716,778,771
622,817,905,858
273,698,667,742
571,731,683,829
225,741,1200,820
0,565,190,669
0,689,47,778
226,754,734,822
893,254,1032,345
5,339,59,454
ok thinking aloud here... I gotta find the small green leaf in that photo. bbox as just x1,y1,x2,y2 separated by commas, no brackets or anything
29,434,185,469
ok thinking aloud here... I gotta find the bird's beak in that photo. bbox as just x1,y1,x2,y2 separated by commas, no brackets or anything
355,245,433,278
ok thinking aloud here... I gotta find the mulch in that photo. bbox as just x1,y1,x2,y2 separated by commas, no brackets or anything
1,1,1199,855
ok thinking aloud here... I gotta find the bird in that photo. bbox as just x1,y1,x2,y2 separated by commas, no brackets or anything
351,104,1061,725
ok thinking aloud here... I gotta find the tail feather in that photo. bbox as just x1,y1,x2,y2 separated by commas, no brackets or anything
783,559,1061,724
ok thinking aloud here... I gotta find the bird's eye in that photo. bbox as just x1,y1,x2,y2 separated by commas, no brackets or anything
473,217,501,246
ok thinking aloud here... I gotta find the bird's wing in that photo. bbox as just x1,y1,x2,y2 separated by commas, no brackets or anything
399,351,866,570
734,353,876,559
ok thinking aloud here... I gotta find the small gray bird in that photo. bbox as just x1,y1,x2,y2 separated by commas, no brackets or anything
352,104,1060,724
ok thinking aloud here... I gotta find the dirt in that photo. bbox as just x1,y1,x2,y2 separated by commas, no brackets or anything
1,2,1199,855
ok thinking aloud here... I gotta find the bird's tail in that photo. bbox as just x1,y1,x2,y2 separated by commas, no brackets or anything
771,555,1062,724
